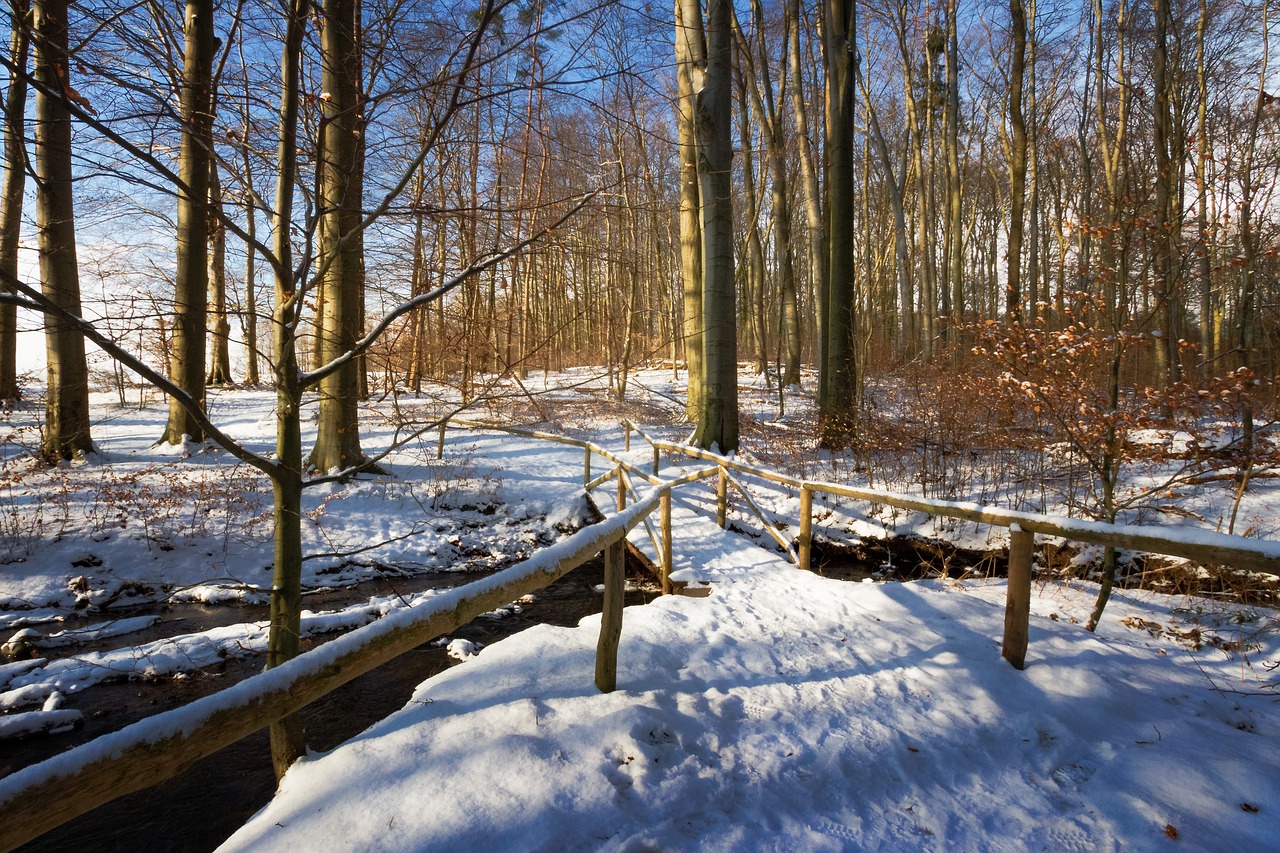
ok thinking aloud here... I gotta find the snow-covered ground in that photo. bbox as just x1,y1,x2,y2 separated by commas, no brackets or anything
218,493,1280,852
1,366,1278,849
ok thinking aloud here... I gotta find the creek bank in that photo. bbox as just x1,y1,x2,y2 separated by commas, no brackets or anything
6,556,659,853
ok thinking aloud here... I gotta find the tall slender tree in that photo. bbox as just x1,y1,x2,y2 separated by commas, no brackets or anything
34,0,92,461
740,0,802,386
159,0,215,445
0,0,28,403
207,155,233,385
1007,0,1028,324
310,0,368,472
819,0,857,446
265,0,308,779
676,0,705,422
681,0,738,452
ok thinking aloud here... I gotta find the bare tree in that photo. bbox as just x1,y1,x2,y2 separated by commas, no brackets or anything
158,0,215,445
819,0,858,446
0,0,28,403
34,0,92,461
309,0,369,473
681,0,739,452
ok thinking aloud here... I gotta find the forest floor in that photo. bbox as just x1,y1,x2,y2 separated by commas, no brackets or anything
1,365,1278,850
220,452,1280,852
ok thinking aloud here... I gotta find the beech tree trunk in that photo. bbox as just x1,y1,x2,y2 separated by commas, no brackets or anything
0,0,28,403
676,0,704,422
683,0,738,453
819,0,857,447
207,156,233,386
1007,0,1028,324
789,0,825,386
266,0,308,779
944,0,963,344
309,0,367,473
1152,0,1181,385
241,135,262,387
747,0,801,386
159,0,214,445
34,0,92,461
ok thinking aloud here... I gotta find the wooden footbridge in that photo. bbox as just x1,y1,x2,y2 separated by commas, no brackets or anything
1,419,1276,851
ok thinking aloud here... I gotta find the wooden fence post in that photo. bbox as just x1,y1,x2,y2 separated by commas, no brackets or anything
660,488,673,595
595,538,625,692
583,446,591,488
1003,524,1034,670
653,445,660,476
799,485,813,570
716,466,728,528
436,423,446,459
624,422,631,452
617,466,626,512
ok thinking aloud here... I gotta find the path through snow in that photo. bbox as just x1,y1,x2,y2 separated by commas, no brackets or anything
220,500,1280,852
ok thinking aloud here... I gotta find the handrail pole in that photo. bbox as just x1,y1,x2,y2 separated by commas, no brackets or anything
624,421,631,452
799,486,813,571
583,446,591,488
595,536,626,692
617,464,626,512
722,468,798,564
716,466,728,528
660,488,673,594
1003,524,1034,669
437,423,446,459
584,467,619,491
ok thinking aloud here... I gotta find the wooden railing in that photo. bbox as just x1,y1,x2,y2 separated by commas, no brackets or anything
0,476,662,852
620,417,1280,670
3,417,1277,851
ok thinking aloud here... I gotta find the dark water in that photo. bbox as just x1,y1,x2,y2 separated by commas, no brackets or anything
9,558,659,853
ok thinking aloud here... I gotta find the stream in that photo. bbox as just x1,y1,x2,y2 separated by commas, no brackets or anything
6,557,661,853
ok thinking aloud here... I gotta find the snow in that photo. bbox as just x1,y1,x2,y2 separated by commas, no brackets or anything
25,615,161,648
0,658,45,690
0,709,82,738
219,499,1280,853
1,589,452,697
0,368,1277,849
0,682,58,712
445,638,482,660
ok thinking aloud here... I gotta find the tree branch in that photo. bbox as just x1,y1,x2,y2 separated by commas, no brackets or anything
0,269,278,476
299,190,599,389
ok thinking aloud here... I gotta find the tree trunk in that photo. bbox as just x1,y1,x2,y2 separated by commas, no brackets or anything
736,62,768,376
944,0,963,344
676,0,704,421
1094,0,1128,323
1194,0,1214,366
1007,0,1027,324
34,0,92,461
0,0,28,403
241,136,262,387
819,0,857,447
207,156,233,386
309,0,367,473
787,0,825,381
266,0,308,779
159,0,214,445
863,94,913,362
683,0,739,453
1152,0,1181,385
748,0,801,386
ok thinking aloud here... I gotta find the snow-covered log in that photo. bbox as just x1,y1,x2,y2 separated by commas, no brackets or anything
0,709,82,739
